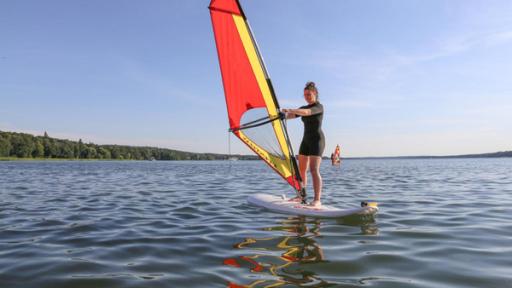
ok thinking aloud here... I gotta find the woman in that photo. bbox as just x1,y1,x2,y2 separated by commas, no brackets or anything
282,82,325,207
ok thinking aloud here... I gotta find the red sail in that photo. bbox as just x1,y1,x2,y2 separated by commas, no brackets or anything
209,0,302,192
209,0,266,129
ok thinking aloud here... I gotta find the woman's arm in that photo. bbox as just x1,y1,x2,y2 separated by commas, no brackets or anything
288,108,312,116
281,108,303,119
282,107,319,118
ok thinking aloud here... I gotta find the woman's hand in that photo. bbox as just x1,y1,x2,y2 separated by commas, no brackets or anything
281,108,290,119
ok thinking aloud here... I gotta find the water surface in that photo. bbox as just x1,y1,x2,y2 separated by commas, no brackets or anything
1,159,511,287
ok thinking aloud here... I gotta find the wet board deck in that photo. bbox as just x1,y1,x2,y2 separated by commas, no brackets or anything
248,193,378,218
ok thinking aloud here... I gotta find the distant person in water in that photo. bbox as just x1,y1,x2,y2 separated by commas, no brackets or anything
282,81,325,208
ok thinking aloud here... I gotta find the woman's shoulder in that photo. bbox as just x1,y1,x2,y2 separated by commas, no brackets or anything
312,102,324,110
300,102,323,109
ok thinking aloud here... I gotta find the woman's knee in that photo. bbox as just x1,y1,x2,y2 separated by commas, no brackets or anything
310,157,321,168
311,170,322,181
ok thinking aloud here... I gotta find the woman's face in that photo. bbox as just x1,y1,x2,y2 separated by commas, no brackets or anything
304,89,317,104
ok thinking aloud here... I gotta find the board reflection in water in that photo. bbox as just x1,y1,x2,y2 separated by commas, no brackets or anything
224,215,378,287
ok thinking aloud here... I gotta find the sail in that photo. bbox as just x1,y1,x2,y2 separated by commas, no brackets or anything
209,0,301,192
331,145,341,166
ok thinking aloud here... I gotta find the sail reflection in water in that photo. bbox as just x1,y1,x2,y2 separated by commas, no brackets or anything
224,216,378,287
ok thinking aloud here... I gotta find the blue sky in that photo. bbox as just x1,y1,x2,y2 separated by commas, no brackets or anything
1,0,511,157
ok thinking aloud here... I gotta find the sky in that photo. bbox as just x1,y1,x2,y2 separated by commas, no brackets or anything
1,0,511,157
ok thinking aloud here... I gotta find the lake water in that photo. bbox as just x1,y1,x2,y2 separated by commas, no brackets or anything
0,159,511,287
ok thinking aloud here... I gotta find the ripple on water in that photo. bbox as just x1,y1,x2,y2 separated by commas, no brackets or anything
1,159,512,287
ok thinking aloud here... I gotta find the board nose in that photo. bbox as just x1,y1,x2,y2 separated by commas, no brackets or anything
361,201,378,208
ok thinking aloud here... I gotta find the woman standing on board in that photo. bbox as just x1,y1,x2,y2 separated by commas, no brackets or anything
282,82,325,207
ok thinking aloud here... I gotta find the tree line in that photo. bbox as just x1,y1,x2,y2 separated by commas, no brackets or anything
0,130,256,160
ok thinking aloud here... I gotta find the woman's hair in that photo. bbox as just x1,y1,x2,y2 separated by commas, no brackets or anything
304,81,318,97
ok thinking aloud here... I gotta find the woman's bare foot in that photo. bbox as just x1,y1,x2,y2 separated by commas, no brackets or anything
309,200,322,208
288,196,303,202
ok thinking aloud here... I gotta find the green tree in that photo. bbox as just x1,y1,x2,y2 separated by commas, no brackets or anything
161,150,172,160
0,135,11,157
61,143,75,158
43,138,57,158
11,134,34,158
78,139,85,159
32,140,44,158
83,146,97,159
131,149,141,160
142,148,152,160
111,147,121,159
73,143,79,159
98,147,111,159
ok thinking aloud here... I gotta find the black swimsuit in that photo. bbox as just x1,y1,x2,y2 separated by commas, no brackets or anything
298,102,325,156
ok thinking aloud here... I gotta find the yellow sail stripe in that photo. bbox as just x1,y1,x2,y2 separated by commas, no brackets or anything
232,15,294,178
238,130,292,178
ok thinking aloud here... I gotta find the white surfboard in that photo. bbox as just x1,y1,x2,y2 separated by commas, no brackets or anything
248,193,378,218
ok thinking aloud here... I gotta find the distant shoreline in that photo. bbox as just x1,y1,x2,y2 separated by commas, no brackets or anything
2,153,511,162
1,130,510,161
0,130,258,161
340,151,512,160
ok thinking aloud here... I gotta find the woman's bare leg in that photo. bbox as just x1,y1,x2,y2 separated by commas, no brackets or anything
288,154,310,201
309,156,322,207
298,154,309,188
